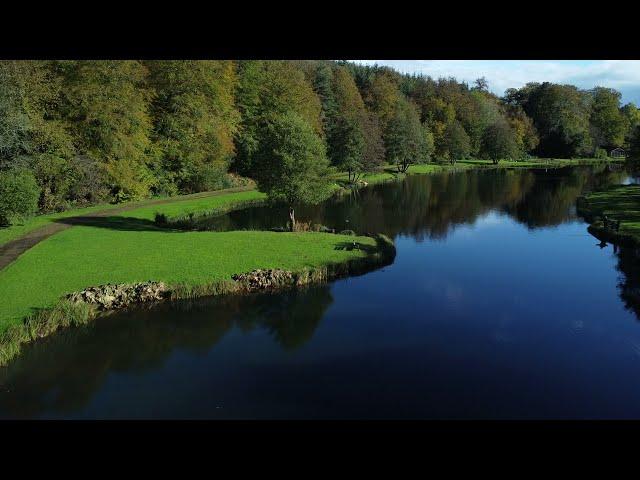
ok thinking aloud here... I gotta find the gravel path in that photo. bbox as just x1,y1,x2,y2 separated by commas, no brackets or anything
0,186,255,271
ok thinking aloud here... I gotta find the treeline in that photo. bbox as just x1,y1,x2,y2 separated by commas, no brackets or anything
1,60,639,224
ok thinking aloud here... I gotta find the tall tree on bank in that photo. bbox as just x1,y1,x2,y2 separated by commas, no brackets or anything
589,87,627,150
385,98,433,172
59,60,155,201
629,125,640,161
233,60,322,177
505,82,593,158
325,66,371,182
0,61,75,211
480,120,519,164
252,112,332,231
146,60,240,194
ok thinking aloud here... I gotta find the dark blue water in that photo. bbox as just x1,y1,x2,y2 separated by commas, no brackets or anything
2,165,640,419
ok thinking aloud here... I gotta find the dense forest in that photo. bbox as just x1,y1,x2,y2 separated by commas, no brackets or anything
1,60,639,224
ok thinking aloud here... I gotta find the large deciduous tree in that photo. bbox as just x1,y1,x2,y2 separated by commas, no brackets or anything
505,82,593,158
146,60,240,194
385,98,433,172
233,60,322,177
0,61,76,211
252,112,332,231
629,125,640,161
589,87,627,151
59,60,155,201
440,120,471,164
481,120,519,164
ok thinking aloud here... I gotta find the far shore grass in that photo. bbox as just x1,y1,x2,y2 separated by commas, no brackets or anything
0,157,619,248
578,184,640,247
0,186,260,247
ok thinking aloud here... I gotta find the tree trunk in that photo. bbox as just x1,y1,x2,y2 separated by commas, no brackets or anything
289,206,296,232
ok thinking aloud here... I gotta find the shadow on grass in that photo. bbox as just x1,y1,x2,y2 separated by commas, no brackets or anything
54,216,175,233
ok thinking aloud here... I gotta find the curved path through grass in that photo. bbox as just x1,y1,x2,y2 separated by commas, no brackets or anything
0,186,264,270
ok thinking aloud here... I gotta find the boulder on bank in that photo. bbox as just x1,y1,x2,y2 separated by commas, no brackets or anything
231,269,295,291
66,281,168,310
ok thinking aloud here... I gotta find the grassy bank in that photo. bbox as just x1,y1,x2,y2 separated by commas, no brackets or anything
333,157,621,190
577,184,640,247
1,157,619,248
0,186,260,247
0,228,394,365
0,228,383,328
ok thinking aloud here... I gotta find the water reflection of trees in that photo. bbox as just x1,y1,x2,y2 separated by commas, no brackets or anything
204,166,627,242
0,287,333,418
318,166,627,240
613,246,640,319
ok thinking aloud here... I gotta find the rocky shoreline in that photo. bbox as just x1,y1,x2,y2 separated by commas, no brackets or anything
0,233,396,366
66,282,169,310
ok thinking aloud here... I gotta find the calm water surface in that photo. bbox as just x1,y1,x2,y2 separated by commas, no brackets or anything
3,165,640,419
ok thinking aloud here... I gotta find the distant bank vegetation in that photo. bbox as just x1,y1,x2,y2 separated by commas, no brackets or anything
1,60,639,226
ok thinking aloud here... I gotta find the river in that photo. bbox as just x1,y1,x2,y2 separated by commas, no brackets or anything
2,164,640,419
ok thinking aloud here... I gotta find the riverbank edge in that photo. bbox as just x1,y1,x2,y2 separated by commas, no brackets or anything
0,233,396,366
577,188,640,249
154,158,622,226
0,158,619,249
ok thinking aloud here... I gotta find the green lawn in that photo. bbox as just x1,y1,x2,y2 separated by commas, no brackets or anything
0,226,375,331
124,189,266,221
0,203,124,246
0,186,261,247
579,185,640,241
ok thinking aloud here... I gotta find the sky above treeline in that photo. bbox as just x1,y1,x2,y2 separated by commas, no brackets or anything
352,60,640,105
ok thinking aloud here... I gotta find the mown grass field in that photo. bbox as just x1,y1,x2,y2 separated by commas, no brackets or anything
0,227,376,332
124,189,266,220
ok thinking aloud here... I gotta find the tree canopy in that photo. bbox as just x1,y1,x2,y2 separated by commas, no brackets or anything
1,59,637,223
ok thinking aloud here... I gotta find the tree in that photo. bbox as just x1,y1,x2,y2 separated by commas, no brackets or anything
252,112,332,231
146,60,240,193
589,87,627,150
474,77,489,92
630,125,640,161
233,61,322,177
0,61,73,169
385,98,432,172
59,60,155,201
505,82,593,158
0,61,75,210
506,105,539,158
481,121,519,164
360,111,385,173
622,103,640,147
0,168,40,225
331,116,365,182
441,120,471,164
365,72,402,129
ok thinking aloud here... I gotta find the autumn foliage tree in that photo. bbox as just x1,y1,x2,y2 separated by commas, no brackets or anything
252,112,332,231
